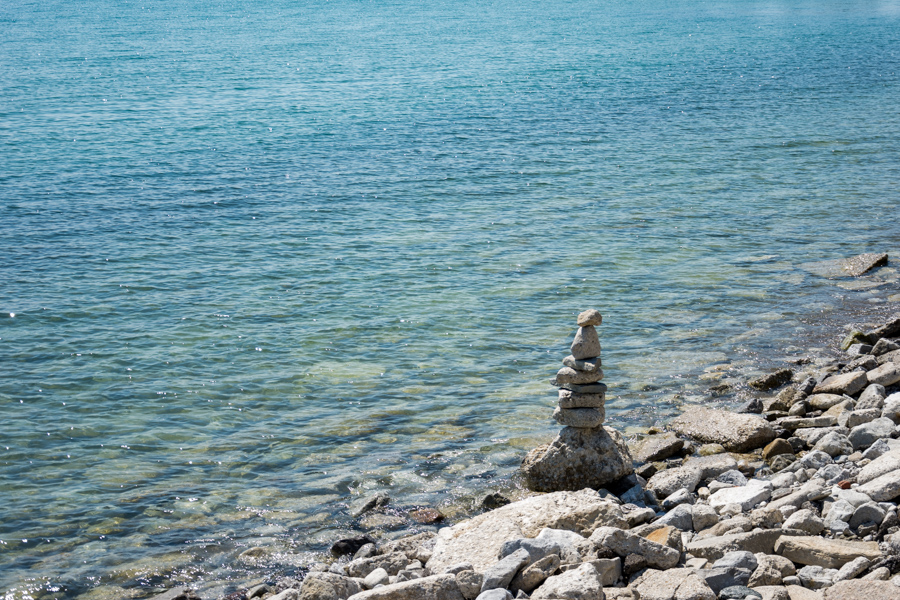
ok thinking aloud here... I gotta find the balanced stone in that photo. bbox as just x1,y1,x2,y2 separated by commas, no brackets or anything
553,381,608,394
570,326,601,360
558,389,605,409
553,406,605,428
521,426,634,492
561,355,601,372
576,309,603,327
554,366,604,385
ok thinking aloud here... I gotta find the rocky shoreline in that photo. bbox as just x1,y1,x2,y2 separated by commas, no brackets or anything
154,305,900,600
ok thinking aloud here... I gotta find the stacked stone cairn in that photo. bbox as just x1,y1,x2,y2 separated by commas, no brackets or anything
521,309,634,492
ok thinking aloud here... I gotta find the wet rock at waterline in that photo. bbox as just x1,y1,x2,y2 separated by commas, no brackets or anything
522,426,634,492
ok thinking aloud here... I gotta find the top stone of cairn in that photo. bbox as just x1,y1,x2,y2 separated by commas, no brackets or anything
577,309,603,327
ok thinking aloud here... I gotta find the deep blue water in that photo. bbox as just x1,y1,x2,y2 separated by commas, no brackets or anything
2,0,900,597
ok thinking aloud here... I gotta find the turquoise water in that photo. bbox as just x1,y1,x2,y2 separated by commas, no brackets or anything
2,0,900,596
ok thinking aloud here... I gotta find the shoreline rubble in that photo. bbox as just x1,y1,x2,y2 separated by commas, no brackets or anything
174,311,900,600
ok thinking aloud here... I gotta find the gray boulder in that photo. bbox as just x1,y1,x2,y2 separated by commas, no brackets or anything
570,326,601,360
849,418,896,450
530,563,604,600
481,549,530,593
521,426,633,493
669,407,776,452
589,527,680,570
345,574,465,600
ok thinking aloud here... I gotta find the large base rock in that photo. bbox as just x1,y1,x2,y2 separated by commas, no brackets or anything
521,426,634,493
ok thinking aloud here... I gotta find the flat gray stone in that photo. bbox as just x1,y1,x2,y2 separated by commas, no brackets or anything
867,363,900,387
774,536,882,569
629,432,685,463
686,530,787,562
480,548,529,592
849,418,896,450
633,568,716,600
509,554,559,595
557,389,605,409
552,406,605,428
647,465,703,499
856,470,900,501
669,407,776,452
554,366,604,385
561,355,601,372
813,371,869,396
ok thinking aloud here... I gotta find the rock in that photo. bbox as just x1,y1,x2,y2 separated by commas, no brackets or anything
152,588,201,600
882,394,900,424
862,438,892,460
509,555,560,595
552,406,606,428
535,528,585,563
586,558,622,587
661,488,694,511
556,382,609,394
803,253,888,278
481,548,530,592
738,398,765,414
813,432,854,458
521,427,633,492
857,385,888,410
654,504,695,531
833,556,870,582
499,537,563,564
797,566,838,590
562,355,602,373
708,480,773,512
782,509,825,535
858,449,900,484
454,572,482,600
774,537,881,569
872,338,900,356
686,530,787,562
751,587,790,600
633,568,716,600
647,466,703,499
480,493,512,510
356,544,378,560
813,371,869,397
570,327,602,360
750,369,794,391
555,366,604,386
426,489,625,573
718,586,760,600
849,418,896,450
348,553,410,578
589,527,680,570
871,314,900,339
630,433,685,463
867,363,900,387
577,309,603,327
749,554,796,587
847,343,874,356
692,504,719,532
823,580,900,600
807,394,848,411
856,470,900,501
302,573,365,600
695,568,752,595
849,502,886,530
714,551,758,573
603,590,638,600
669,407,776,452
530,563,604,600
474,591,511,600
379,533,436,559
644,525,682,552
716,470,749,486
265,592,298,600
763,439,795,462
558,390,606,409
410,509,445,524
783,416,840,431
683,454,740,480
366,570,391,590
862,567,891,581
351,494,391,519
623,553,647,577
839,408,883,429
333,536,378,558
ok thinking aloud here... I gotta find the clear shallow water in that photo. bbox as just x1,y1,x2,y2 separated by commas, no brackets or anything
2,0,900,596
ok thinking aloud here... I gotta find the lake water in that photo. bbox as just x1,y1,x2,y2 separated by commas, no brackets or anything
2,0,900,597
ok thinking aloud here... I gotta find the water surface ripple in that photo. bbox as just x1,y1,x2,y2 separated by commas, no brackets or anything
1,0,900,597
